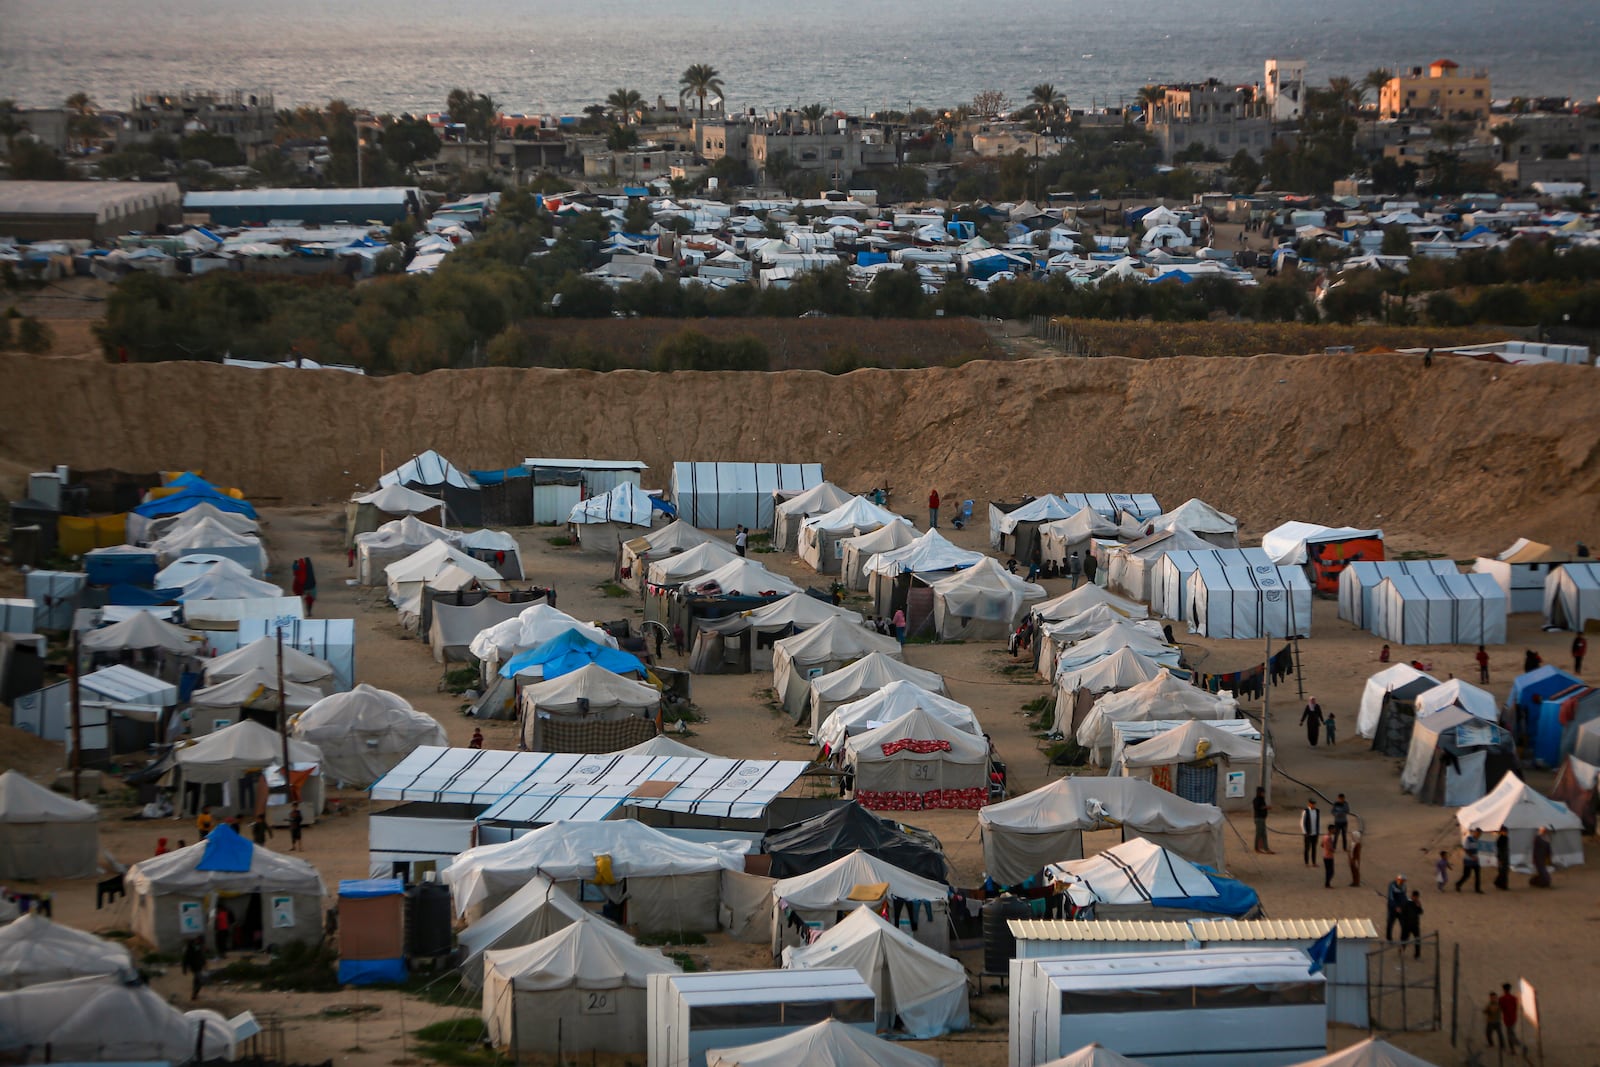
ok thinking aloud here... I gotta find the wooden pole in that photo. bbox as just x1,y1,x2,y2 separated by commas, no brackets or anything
276,628,292,801
1260,631,1273,805
69,629,82,799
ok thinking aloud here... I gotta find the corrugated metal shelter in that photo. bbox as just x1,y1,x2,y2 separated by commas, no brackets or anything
184,186,423,226
672,462,823,530
0,181,182,240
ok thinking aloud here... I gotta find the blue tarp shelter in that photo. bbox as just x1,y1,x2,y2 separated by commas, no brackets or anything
195,823,254,872
133,488,257,520
499,629,648,680
84,547,159,587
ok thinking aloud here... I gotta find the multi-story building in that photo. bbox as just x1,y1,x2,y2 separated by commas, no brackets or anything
1145,79,1272,162
694,111,896,184
118,89,278,159
1264,58,1306,124
1492,112,1600,190
1379,61,1491,122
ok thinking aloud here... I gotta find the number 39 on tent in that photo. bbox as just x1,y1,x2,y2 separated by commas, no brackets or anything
580,991,616,1015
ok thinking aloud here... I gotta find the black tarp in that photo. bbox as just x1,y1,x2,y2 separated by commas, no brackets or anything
762,802,949,882
1370,676,1442,758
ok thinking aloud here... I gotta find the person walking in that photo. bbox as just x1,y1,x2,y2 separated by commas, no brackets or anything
1530,826,1553,888
181,937,207,1001
214,905,232,958
1435,849,1452,890
1300,697,1324,747
1067,551,1083,590
1400,891,1424,958
1330,794,1350,850
1523,649,1542,674
1494,828,1511,890
1499,984,1521,1052
1323,711,1337,745
927,489,940,529
1574,633,1588,674
1082,552,1098,587
1456,828,1483,893
1321,829,1336,888
196,807,215,840
1385,874,1408,940
1476,644,1490,684
250,816,273,847
1484,991,1506,1050
734,525,748,557
1348,829,1363,886
288,804,305,852
892,607,906,644
1299,799,1321,866
1252,787,1273,854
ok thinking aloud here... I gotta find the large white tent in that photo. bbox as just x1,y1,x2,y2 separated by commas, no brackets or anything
1038,507,1121,568
154,553,260,593
1148,498,1239,547
1415,678,1498,722
1456,772,1584,870
672,461,824,531
769,849,950,953
1263,521,1385,566
702,592,861,638
1053,620,1181,680
346,482,445,544
1034,584,1147,625
1545,562,1600,630
516,662,662,751
979,775,1227,884
844,706,990,810
1368,572,1507,645
772,617,901,716
1076,671,1238,766
1113,719,1265,809
685,557,802,598
807,653,947,736
798,497,901,574
645,539,743,588
1339,560,1460,628
840,520,917,590
816,678,977,749
0,914,135,990
865,527,983,579
1043,837,1219,911
568,484,660,555
355,514,461,584
79,612,202,656
782,906,967,1038
385,541,505,620
0,974,235,1063
1186,562,1313,639
928,556,1046,640
203,635,334,690
291,684,447,787
706,1018,940,1067
189,665,327,725
457,875,595,987
1050,646,1169,739
1287,1037,1440,1067
1356,664,1440,739
0,772,99,880
1151,547,1273,620
150,516,267,576
172,718,325,822
1103,528,1216,604
621,521,730,589
1036,609,1166,680
773,481,853,552
482,915,679,1054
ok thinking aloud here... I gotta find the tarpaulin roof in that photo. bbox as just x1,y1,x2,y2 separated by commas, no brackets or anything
864,528,983,577
809,653,946,707
484,915,679,991
516,662,660,714
762,802,947,882
173,718,323,775
845,706,989,765
706,1017,940,1067
568,483,658,526
352,483,444,514
499,629,647,679
194,822,254,872
774,481,853,518
818,679,979,751
0,772,98,823
646,540,743,586
79,612,201,654
469,602,617,663
379,449,479,490
204,635,334,686
132,487,257,519
356,514,460,550
126,830,323,896
702,591,861,636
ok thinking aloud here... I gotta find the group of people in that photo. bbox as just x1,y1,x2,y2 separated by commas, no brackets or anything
1451,826,1556,892
1298,696,1336,746
191,803,305,851
863,610,907,642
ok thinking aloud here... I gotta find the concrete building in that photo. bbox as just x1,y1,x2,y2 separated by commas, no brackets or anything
118,90,278,159
1493,112,1600,188
695,112,897,184
1264,59,1306,123
0,180,183,241
971,125,1065,159
1145,80,1272,162
1379,61,1491,122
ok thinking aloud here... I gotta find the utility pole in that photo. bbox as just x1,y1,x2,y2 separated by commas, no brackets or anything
1259,631,1273,805
69,629,82,799
276,628,292,804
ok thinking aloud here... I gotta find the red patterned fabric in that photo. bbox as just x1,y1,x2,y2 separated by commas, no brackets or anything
854,787,986,811
880,738,953,757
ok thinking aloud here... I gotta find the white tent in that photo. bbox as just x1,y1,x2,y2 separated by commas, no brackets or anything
1038,507,1121,568
782,906,967,1038
1103,528,1217,604
1039,1045,1149,1067
865,528,983,578
152,553,251,591
1339,560,1460,628
0,772,99,880
672,461,824,531
385,541,505,620
769,850,950,953
702,592,861,637
990,494,1076,549
1077,670,1238,766
621,521,730,588
0,975,234,1063
175,562,284,602
150,516,268,576
1034,584,1147,624
798,497,901,574
773,617,901,716
0,914,135,990
469,603,617,676
1148,499,1239,547
1368,572,1507,645
459,528,524,574
189,665,326,714
80,612,202,656
568,483,657,527
1151,547,1275,620
1036,609,1166,679
172,718,325,822
291,684,447,787
807,653,947,736
1286,1036,1440,1067
146,499,258,540
840,520,917,590
516,662,662,751
354,482,444,514
125,828,325,950
1401,708,1515,806
844,706,990,810
928,556,1045,640
1544,562,1600,630
979,775,1227,884
1263,521,1385,566
203,635,334,690
1053,620,1180,678
442,820,743,931
646,540,743,587
686,557,802,598
1050,646,1169,740
1356,665,1440,738
355,514,461,584
617,734,713,759
1113,718,1265,809
816,678,977,749
1414,678,1498,722
1456,772,1584,870
380,448,478,490
457,874,593,986
1186,562,1313,639
1044,837,1218,909
773,481,853,552
482,916,680,1054
706,1018,940,1067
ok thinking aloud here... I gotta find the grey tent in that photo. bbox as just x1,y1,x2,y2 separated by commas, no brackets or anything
0,771,99,880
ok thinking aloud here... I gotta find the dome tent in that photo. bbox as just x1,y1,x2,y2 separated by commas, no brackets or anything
0,974,235,1063
816,678,978,749
772,616,901,716
706,1017,940,1067
203,635,335,690
0,770,99,880
0,914,135,990
769,849,950,953
806,652,947,738
291,684,447,787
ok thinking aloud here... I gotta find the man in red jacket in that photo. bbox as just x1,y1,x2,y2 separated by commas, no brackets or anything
928,489,940,529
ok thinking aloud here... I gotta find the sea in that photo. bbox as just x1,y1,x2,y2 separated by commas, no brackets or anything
1,0,1597,119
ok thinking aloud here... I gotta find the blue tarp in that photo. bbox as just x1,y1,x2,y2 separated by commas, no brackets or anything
108,584,180,605
133,488,257,520
1507,666,1581,718
339,878,405,899
163,472,215,491
856,251,889,267
649,497,678,518
85,552,159,588
499,629,648,680
339,957,408,986
469,466,530,485
1151,869,1260,917
195,824,254,872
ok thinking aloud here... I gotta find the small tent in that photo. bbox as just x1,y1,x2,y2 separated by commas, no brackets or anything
147,499,258,541
79,612,201,657
1415,678,1499,723
772,481,853,552
773,617,901,716
1339,560,1460,628
840,520,918,590
1365,671,1446,758
1286,1037,1440,1067
705,1018,940,1067
378,448,482,526
979,775,1226,885
459,528,524,578
1050,646,1168,739
1076,670,1237,766
1369,572,1506,645
385,541,505,621
1356,665,1439,740
621,521,729,589
1053,621,1181,681
172,718,325,823
685,556,803,599
1549,754,1600,833
1400,708,1517,806
291,685,447,787
482,916,680,1054
928,556,1045,640
469,602,617,679
1455,772,1584,870
516,662,662,752
203,635,334,690
567,483,662,554
798,497,901,574
762,802,948,882
1148,499,1239,548
697,592,862,674
1034,583,1147,625
345,482,445,544
844,706,990,810
782,906,967,1038
768,849,950,953
1037,610,1166,679
0,914,134,990
807,652,947,737
457,874,593,987
816,678,977,749
0,772,99,880
1043,837,1259,919
429,595,527,664
645,540,743,588
1545,562,1600,630
188,665,327,733
354,514,460,585
150,516,267,577
164,560,281,601
1038,507,1122,569
990,494,1076,557
865,528,984,617
0,974,235,1062
1113,718,1265,810
125,825,325,950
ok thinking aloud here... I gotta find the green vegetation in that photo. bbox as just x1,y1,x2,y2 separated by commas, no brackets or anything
600,581,629,598
637,929,708,947
215,939,340,992
442,667,480,694
413,1018,497,1067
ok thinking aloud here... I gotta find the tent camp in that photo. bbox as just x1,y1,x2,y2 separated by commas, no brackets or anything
672,461,824,530
1287,1037,1440,1067
345,483,444,544
1038,507,1122,570
1186,561,1313,639
385,541,505,621
696,592,862,674
291,684,447,787
620,521,729,589
864,529,984,618
644,539,743,590
840,520,918,590
497,629,646,682
457,874,593,987
685,557,802,598
188,666,326,733
1415,678,1499,723
150,517,267,577
1544,562,1600,630
1036,606,1165,675
1052,620,1181,681
705,1018,939,1067
843,707,990,810
516,662,662,752
0,914,134,989
1103,528,1217,604
0,974,235,1063
807,653,947,737
354,515,461,585
1034,584,1147,625
816,679,977,749
990,494,1076,559
1076,671,1237,766
928,556,1046,640
442,819,743,931
979,775,1227,885
1148,499,1239,548
174,562,284,603
798,497,901,574
146,499,258,541
469,603,617,679
203,635,334,691
125,825,325,950
1112,718,1265,810
429,595,528,664
482,916,680,1055
1043,837,1259,920
1149,547,1272,620
762,802,947,881
1049,647,1169,740
1357,665,1440,742
772,481,853,553
1472,539,1568,614
1367,572,1507,645
1550,754,1600,833
378,449,482,526
0,771,99,880
172,718,325,823
1400,708,1518,805
769,849,951,953
772,617,901,716
567,483,662,554
1262,521,1385,593
1338,560,1460,629
782,906,967,1038
1456,772,1584,870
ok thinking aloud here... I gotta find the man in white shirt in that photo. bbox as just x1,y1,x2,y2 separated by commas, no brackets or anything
1300,799,1321,866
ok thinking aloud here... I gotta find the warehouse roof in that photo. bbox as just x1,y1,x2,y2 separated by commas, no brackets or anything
0,181,181,220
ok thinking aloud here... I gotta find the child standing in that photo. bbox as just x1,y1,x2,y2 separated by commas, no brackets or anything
1323,712,1337,745
1435,849,1452,890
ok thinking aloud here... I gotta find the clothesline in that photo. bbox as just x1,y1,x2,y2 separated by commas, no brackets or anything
1193,643,1295,700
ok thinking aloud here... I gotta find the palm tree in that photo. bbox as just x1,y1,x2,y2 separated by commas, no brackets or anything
1135,85,1165,123
799,103,827,134
64,92,99,150
1491,122,1526,163
1361,69,1393,107
1326,76,1360,114
606,88,643,125
1029,83,1063,123
679,64,725,118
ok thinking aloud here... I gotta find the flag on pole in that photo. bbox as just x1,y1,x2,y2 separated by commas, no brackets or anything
1307,925,1338,974
1519,978,1540,1029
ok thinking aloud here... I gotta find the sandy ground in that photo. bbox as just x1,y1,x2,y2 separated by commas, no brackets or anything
11,508,1600,1067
